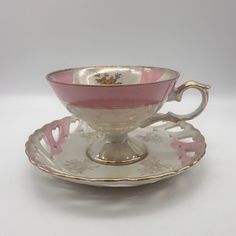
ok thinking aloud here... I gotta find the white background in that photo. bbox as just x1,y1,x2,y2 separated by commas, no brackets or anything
1,0,236,235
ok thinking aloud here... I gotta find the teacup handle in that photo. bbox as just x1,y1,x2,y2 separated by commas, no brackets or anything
140,80,210,128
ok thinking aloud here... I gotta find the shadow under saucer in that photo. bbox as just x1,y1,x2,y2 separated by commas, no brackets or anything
27,161,207,218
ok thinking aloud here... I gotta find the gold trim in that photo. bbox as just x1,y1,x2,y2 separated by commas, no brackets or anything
86,144,147,166
65,101,162,111
25,116,206,184
46,65,180,87
175,80,210,102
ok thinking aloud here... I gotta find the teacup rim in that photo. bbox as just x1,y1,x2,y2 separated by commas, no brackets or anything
46,65,180,87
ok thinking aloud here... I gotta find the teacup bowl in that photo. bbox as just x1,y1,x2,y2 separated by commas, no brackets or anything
47,66,210,165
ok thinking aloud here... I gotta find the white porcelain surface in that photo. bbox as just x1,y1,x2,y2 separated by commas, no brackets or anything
25,116,206,187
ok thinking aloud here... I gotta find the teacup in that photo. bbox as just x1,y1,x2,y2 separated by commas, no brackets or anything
47,66,210,165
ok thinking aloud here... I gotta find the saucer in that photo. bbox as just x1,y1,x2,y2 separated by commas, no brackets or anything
25,116,206,187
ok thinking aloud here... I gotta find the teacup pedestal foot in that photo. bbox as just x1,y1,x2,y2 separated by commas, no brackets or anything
86,135,147,166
